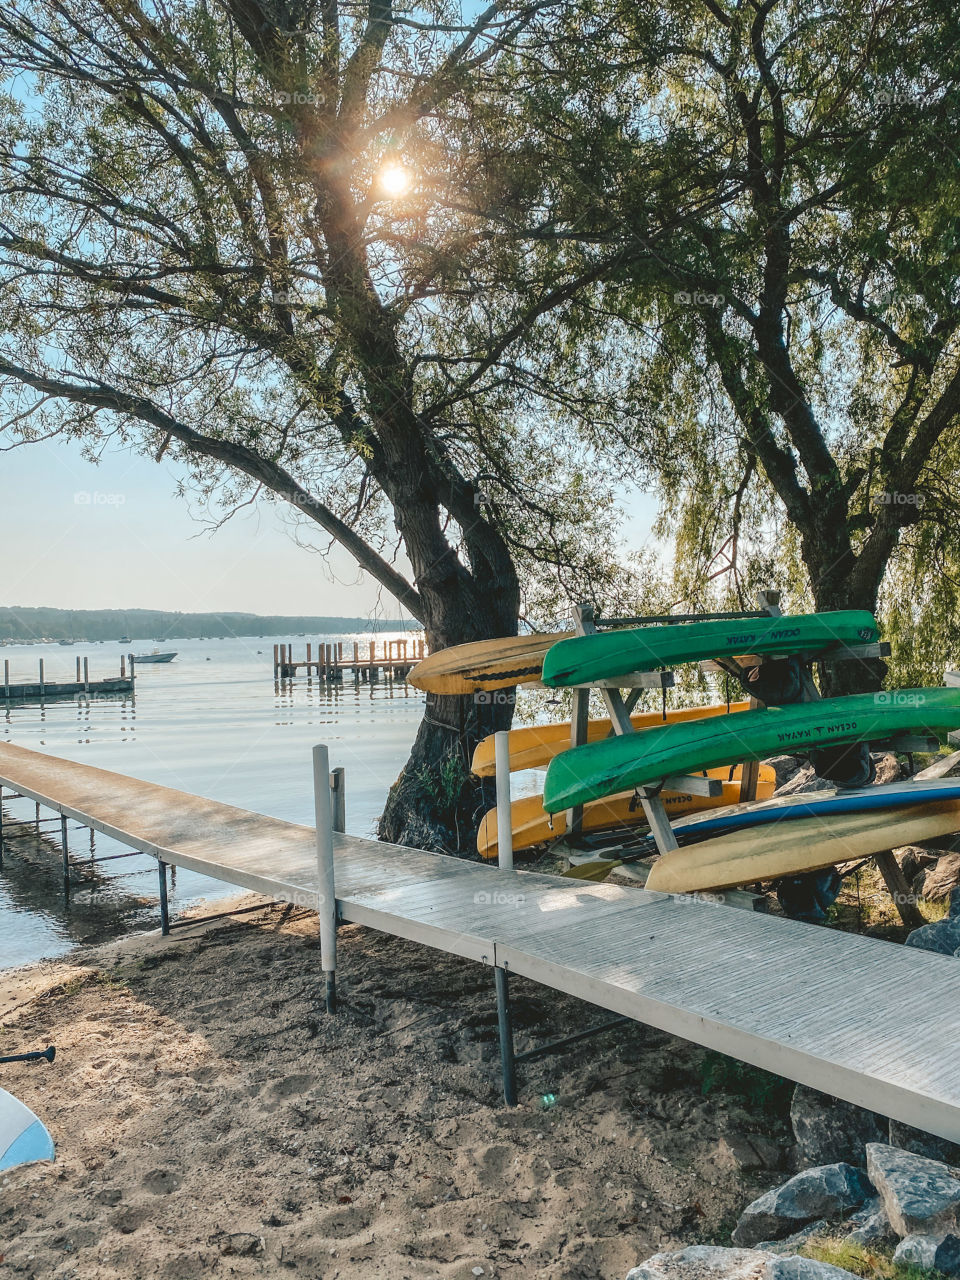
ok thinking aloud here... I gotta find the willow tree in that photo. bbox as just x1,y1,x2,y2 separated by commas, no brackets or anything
0,0,655,847
499,0,960,686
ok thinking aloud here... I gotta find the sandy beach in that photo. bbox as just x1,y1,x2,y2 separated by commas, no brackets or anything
0,897,787,1279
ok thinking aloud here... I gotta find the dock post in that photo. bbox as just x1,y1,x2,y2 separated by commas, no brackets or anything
3,659,8,702
158,860,170,935
273,644,279,679
494,732,514,870
38,658,45,699
313,744,338,1014
76,656,81,682
330,767,346,833
120,654,126,679
83,657,90,693
60,814,69,893
495,967,518,1106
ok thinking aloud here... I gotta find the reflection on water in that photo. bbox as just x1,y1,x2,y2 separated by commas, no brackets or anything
0,633,425,969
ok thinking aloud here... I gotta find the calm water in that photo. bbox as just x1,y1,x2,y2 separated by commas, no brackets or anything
0,633,426,969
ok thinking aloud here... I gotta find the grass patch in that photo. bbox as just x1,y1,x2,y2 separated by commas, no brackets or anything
804,1237,953,1280
700,1050,792,1115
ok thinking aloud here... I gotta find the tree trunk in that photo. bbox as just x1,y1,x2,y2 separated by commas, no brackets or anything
378,579,520,854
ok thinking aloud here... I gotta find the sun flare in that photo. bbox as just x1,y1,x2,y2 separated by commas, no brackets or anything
379,161,412,198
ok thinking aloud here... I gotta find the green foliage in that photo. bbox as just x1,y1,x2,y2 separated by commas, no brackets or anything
700,1050,793,1116
805,1236,955,1280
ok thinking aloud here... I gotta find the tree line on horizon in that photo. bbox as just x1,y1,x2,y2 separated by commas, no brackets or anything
0,608,418,644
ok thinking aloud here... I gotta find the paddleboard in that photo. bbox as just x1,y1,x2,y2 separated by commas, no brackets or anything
408,631,572,694
542,610,878,688
543,688,960,813
645,799,960,893
0,1087,55,1171
470,701,752,777
476,763,776,859
670,777,960,841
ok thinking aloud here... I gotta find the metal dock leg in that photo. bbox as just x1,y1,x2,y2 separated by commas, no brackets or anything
313,745,338,1015
158,860,170,935
60,814,70,894
495,967,518,1106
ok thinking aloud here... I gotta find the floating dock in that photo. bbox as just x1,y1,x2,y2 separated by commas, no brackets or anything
3,655,135,704
273,638,425,682
1,738,959,1139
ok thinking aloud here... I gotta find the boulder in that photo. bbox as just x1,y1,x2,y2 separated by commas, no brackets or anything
897,846,940,884
866,1143,960,1236
754,1222,831,1255
731,1164,874,1246
790,1085,887,1167
905,915,960,956
916,854,960,902
765,756,806,789
893,1233,960,1275
872,752,904,785
889,1121,960,1168
842,1199,896,1248
774,766,832,798
625,1247,860,1280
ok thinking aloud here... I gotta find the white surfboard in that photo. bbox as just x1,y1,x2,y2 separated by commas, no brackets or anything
0,1086,55,1171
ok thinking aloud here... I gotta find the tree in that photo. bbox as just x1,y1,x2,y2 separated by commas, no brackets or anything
0,0,651,847
497,0,960,686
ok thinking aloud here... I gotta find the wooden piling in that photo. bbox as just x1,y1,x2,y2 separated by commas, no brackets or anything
38,659,45,698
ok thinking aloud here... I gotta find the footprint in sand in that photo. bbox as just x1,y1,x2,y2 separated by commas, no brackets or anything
142,1168,183,1195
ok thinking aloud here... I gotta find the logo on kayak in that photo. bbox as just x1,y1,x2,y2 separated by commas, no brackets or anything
725,627,800,645
858,627,877,642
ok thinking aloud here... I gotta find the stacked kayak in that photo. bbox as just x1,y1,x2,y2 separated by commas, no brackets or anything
477,763,776,860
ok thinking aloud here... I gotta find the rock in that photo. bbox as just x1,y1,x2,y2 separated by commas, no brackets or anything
774,766,833,798
716,1135,786,1173
889,1121,960,1167
755,1222,831,1255
625,1247,860,1280
731,1164,874,1246
626,1245,769,1280
790,1085,887,1167
905,915,960,956
897,846,940,883
843,1201,897,1248
916,854,960,902
872,752,904,785
951,887,960,916
765,756,806,788
866,1143,960,1236
894,1233,960,1275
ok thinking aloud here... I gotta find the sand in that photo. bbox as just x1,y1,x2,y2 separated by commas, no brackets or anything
0,898,789,1280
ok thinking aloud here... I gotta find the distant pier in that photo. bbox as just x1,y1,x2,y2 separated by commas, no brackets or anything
3,654,136,704
273,638,425,683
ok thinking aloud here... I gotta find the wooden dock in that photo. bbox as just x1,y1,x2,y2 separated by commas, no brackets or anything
273,638,425,682
3,655,135,704
2,737,960,1139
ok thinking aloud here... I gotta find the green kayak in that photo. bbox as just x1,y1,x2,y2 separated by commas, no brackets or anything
541,610,878,687
542,688,960,813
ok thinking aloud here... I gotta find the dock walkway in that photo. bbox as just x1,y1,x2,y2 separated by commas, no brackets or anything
2,739,960,1141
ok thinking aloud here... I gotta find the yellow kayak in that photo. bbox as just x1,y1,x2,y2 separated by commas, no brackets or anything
476,763,776,860
471,701,752,777
645,799,960,894
407,632,572,694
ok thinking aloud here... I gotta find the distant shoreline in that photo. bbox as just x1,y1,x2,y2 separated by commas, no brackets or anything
0,606,420,644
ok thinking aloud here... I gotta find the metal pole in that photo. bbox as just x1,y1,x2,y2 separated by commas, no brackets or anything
495,967,518,1105
330,767,346,834
158,860,170,935
60,813,69,894
313,744,338,1014
494,731,514,870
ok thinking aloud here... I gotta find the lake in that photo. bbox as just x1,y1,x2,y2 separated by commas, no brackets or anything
0,633,427,969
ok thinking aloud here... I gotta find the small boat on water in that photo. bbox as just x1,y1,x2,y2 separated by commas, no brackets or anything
118,636,131,644
133,650,177,664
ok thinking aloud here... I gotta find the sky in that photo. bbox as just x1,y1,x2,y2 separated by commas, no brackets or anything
1,434,661,618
